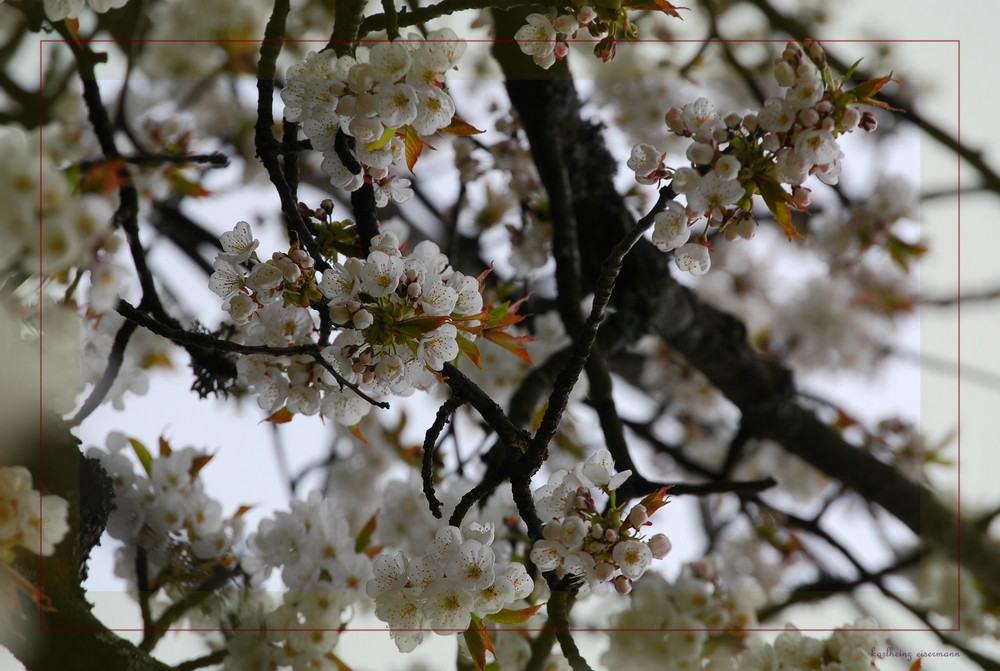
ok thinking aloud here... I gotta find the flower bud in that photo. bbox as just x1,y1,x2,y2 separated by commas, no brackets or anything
352,309,374,330
858,112,878,133
596,561,616,582
628,504,649,528
648,533,672,559
604,528,618,543
614,575,632,595
594,36,617,63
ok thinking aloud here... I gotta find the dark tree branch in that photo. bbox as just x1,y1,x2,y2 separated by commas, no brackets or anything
70,317,138,425
488,17,1000,606
255,0,331,272
116,300,389,409
422,396,466,519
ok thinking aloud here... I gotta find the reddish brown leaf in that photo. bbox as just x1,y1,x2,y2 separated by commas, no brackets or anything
190,453,214,478
64,18,81,40
158,436,173,457
456,335,483,369
349,423,368,445
442,114,486,137
486,603,544,625
482,329,534,365
81,158,127,195
463,615,493,671
262,406,294,424
404,125,424,173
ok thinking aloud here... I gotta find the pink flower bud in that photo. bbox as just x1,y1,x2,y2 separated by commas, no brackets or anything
596,561,616,582
614,575,632,595
594,36,617,64
577,6,596,23
665,107,686,135
604,528,618,543
628,504,648,528
553,14,578,35
648,533,672,559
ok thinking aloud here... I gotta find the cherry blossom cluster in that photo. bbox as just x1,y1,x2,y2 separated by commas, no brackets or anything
140,0,266,79
235,490,374,670
86,433,244,596
602,558,762,669
81,311,175,410
0,125,120,286
629,40,886,276
529,449,672,595
514,3,686,69
514,8,601,70
209,220,357,422
366,522,534,653
281,33,465,200
811,174,923,269
0,466,70,560
318,230,484,389
43,0,128,21
211,220,500,423
739,618,885,671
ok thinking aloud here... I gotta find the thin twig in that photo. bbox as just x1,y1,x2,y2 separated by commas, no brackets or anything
422,396,465,519
70,318,138,425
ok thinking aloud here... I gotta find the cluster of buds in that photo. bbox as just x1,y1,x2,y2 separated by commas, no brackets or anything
209,221,322,324
515,1,685,69
530,450,672,595
629,40,893,275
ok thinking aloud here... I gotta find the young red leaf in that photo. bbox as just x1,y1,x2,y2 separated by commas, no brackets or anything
349,423,369,445
482,329,534,365
463,615,494,671
757,178,802,241
262,406,294,424
158,436,172,457
325,652,355,671
485,603,544,625
442,114,485,137
190,453,214,479
456,335,483,369
404,125,424,173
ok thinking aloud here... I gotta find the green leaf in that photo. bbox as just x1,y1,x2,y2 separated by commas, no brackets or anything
365,125,397,153
355,511,379,554
842,57,864,82
129,438,154,477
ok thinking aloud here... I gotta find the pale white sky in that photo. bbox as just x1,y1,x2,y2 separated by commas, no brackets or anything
5,0,999,669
